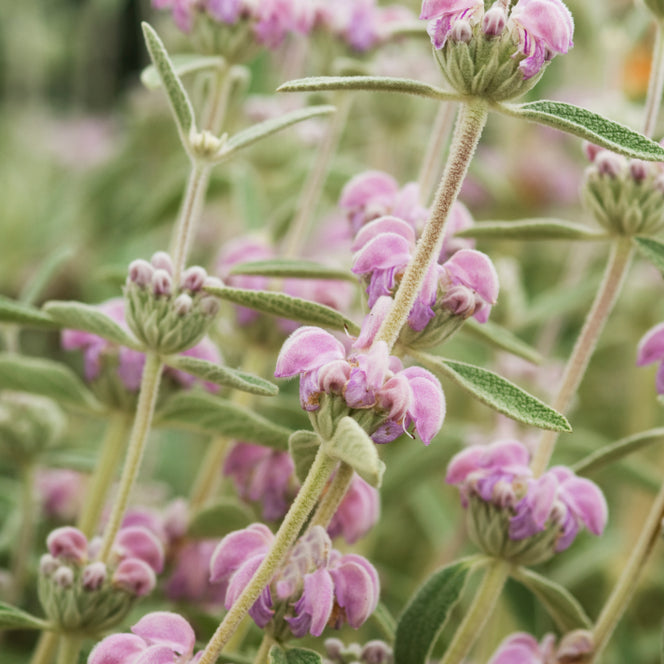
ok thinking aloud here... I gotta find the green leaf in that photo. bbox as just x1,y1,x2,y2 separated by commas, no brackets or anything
229,258,356,282
573,428,664,475
187,497,254,538
289,430,322,484
0,354,103,413
511,567,592,632
500,100,664,161
0,602,49,631
394,559,476,664
268,646,322,664
415,354,571,432
463,319,543,365
278,76,462,102
155,392,292,448
269,647,287,664
20,247,75,305
634,236,664,276
456,219,608,242
0,296,57,329
204,285,360,334
141,22,196,140
140,53,225,90
324,416,385,488
163,355,278,396
217,106,336,160
43,301,143,350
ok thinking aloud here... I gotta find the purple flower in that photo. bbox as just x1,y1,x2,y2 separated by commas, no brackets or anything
47,526,88,563
420,0,484,49
327,474,380,544
488,631,594,664
637,322,664,393
36,469,86,522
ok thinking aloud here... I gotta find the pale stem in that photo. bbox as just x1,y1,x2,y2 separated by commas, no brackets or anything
309,460,355,531
10,463,36,602
281,93,353,258
97,353,163,563
197,447,338,664
30,632,59,664
77,413,132,538
591,478,664,660
253,634,275,664
169,163,212,285
643,20,664,138
417,102,457,206
202,64,233,135
373,101,489,352
56,634,83,664
438,559,511,664
530,237,634,476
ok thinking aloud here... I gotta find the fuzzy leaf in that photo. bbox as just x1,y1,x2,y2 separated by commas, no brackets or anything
463,319,543,365
278,76,462,102
217,106,336,160
20,247,75,305
416,355,571,432
511,567,592,632
141,22,196,139
325,416,385,488
289,430,322,484
634,236,664,276
268,646,322,664
187,497,254,539
155,392,291,448
141,53,225,90
269,647,287,664
163,355,278,396
0,297,57,329
0,354,103,413
456,219,608,241
573,428,664,475
394,559,475,664
204,284,360,334
43,301,143,350
229,259,356,282
501,100,664,161
0,602,49,631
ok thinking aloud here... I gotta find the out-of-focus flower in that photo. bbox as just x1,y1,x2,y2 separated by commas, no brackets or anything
327,474,380,544
488,630,594,664
36,469,87,522
637,322,664,393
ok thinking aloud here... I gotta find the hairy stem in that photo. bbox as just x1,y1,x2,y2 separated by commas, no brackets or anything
418,102,457,206
56,634,83,664
531,237,633,476
373,100,488,352
253,634,275,664
309,460,354,531
203,65,233,134
97,353,163,563
644,20,664,138
30,632,59,664
197,447,337,664
77,414,132,538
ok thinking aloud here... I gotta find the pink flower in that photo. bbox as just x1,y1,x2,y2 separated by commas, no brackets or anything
47,527,88,563
420,0,484,49
327,475,380,544
36,469,86,522
488,631,594,664
637,322,664,393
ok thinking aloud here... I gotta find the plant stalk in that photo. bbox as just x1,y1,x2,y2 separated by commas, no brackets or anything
203,64,233,134
373,100,489,352
253,634,274,664
309,460,355,531
30,632,59,664
643,20,664,138
418,102,457,206
56,634,83,664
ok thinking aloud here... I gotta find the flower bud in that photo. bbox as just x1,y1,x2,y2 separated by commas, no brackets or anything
595,151,625,178
82,562,107,591
450,18,472,43
40,554,60,577
47,527,88,563
150,251,174,274
482,5,506,36
173,293,193,316
152,269,173,296
181,266,207,292
557,630,594,663
112,558,157,597
53,566,75,588
128,259,154,287
630,159,649,182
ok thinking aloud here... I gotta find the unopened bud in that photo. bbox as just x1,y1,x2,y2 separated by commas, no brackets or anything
583,142,602,162
324,639,345,659
47,527,88,563
150,251,174,274
450,19,472,43
40,554,60,576
173,293,193,316
128,259,154,287
53,566,75,588
82,562,107,591
595,151,625,178
199,296,220,317
442,285,477,318
482,6,506,36
557,629,594,663
152,269,173,296
181,266,207,292
629,160,649,182
361,640,393,663
112,558,156,597
203,275,224,291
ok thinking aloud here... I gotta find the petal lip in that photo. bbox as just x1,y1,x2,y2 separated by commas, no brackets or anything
637,322,664,366
131,611,196,655
275,327,346,377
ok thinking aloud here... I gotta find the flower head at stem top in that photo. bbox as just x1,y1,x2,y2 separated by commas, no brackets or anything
488,630,594,664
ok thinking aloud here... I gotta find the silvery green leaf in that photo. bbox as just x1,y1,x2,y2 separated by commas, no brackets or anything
289,430,322,484
0,602,50,631
463,319,542,365
43,301,143,350
163,355,278,396
187,497,254,538
278,76,462,102
634,236,664,275
140,54,225,90
268,646,322,664
229,258,355,282
456,219,609,241
155,392,291,448
500,100,664,161
511,567,592,632
141,22,196,141
324,416,385,488
216,106,336,160
0,354,103,413
0,297,57,329
573,428,664,475
204,284,360,334
415,354,571,432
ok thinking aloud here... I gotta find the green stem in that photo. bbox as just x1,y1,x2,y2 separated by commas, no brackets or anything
591,478,664,660
373,100,489,352
643,20,664,138
531,237,634,476
170,163,212,285
10,463,35,602
418,102,457,206
197,447,338,664
97,353,163,563
281,93,352,258
309,460,354,530
56,634,83,664
77,414,132,538
189,435,231,510
203,65,233,134
253,634,274,664
30,632,59,664
439,559,510,664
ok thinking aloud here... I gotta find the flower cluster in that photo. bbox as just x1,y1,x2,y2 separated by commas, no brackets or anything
39,525,163,630
89,611,203,664
488,630,594,664
421,0,574,98
446,439,607,563
210,524,379,640
275,327,445,444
